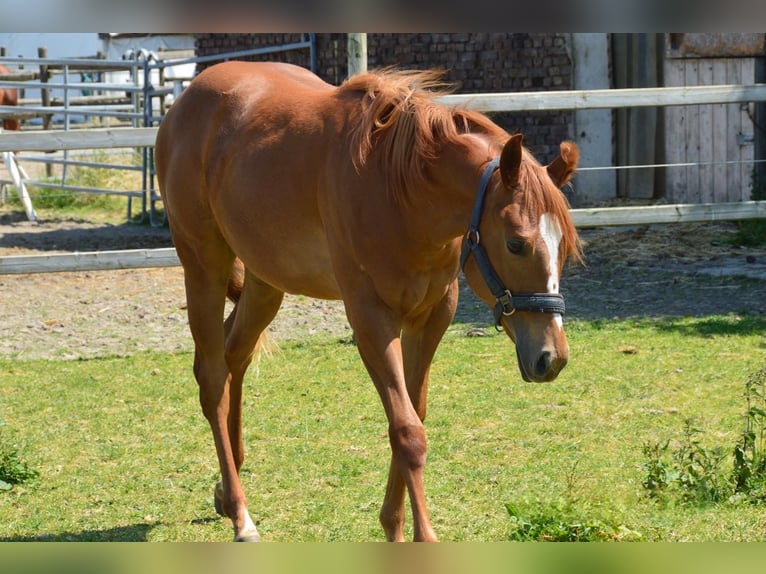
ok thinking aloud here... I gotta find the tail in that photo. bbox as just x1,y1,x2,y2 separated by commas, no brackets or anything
227,258,245,303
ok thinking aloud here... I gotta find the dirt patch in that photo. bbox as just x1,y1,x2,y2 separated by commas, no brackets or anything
565,223,766,320
1,211,765,360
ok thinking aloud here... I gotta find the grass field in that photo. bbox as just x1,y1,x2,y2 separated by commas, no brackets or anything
1,314,765,542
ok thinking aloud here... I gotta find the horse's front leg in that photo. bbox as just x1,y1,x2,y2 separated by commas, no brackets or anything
348,290,455,542
378,280,459,541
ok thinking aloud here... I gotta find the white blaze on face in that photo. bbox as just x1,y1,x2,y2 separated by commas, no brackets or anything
539,213,563,328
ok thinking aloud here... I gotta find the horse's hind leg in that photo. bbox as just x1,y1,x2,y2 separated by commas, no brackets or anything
174,242,266,542
215,271,284,539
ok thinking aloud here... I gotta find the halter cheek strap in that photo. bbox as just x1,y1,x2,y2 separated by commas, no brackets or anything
460,158,566,329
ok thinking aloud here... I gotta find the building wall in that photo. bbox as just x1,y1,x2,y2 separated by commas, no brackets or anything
193,33,574,160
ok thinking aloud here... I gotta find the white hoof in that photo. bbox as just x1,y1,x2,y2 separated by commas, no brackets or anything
235,529,262,542
214,481,261,541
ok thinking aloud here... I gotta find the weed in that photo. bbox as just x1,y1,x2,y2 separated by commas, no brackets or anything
732,365,766,502
641,419,728,505
641,440,676,500
506,459,642,542
0,431,39,491
642,365,766,506
730,177,766,247
505,502,641,542
675,420,729,504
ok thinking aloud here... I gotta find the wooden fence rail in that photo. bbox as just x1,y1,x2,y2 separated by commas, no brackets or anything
0,248,179,274
2,83,765,274
436,83,766,112
0,127,155,152
2,199,765,274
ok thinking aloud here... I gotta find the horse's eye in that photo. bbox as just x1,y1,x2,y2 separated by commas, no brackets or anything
506,239,526,255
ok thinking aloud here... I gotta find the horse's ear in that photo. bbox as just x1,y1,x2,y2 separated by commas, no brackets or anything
547,141,579,188
500,133,524,189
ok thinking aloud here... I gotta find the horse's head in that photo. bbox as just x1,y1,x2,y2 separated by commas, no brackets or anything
461,134,580,382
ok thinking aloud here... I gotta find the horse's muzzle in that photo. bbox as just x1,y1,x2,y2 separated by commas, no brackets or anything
517,349,568,383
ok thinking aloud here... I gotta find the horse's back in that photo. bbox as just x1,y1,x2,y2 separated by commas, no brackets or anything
157,61,337,203
156,61,343,298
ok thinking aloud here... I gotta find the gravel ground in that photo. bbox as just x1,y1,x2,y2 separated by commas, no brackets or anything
1,211,765,360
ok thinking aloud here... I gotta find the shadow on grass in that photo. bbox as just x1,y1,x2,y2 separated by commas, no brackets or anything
645,314,766,338
0,216,172,253
0,522,160,542
579,314,766,338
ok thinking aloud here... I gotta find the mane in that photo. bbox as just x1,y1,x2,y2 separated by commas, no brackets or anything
340,68,504,204
518,151,583,265
339,68,581,264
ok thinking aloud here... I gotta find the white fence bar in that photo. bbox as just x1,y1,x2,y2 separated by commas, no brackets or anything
571,200,766,228
2,150,36,221
0,127,157,152
2,199,766,274
436,83,766,112
0,83,764,275
0,84,765,154
0,247,179,274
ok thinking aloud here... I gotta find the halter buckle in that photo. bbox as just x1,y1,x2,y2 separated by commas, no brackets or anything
493,290,516,330
497,290,515,316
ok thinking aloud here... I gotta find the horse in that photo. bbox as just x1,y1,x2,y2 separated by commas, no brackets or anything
155,61,581,542
0,64,21,131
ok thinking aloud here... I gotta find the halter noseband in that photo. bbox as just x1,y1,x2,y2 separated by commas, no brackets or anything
459,158,566,329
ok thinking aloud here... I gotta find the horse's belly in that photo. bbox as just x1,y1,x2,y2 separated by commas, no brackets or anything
257,262,342,301
207,180,341,299
227,227,342,299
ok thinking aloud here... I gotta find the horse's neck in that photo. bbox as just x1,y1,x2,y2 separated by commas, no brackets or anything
417,133,501,245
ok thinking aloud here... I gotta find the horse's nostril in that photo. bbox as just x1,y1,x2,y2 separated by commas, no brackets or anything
535,352,552,377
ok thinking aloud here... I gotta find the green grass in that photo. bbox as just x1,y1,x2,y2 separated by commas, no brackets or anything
1,314,765,541
2,150,141,223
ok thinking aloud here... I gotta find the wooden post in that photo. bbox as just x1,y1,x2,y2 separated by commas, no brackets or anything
38,47,51,129
347,33,367,78
17,55,25,100
38,46,53,177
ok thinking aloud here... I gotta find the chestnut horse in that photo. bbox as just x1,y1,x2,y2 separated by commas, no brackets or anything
155,61,581,542
0,64,20,131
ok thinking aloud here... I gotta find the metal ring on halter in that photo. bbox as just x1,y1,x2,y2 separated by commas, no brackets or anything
498,290,515,316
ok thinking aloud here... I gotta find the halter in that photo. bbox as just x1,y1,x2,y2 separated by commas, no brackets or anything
459,158,566,329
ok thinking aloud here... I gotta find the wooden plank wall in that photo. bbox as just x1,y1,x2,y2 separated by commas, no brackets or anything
665,57,756,204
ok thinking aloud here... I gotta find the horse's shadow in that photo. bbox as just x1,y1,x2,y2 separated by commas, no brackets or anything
0,522,159,542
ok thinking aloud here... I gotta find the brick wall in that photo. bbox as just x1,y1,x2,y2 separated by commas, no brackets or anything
194,33,573,159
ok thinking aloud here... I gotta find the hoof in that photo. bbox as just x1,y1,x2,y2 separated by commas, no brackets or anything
235,530,262,542
214,481,225,516
214,481,261,541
